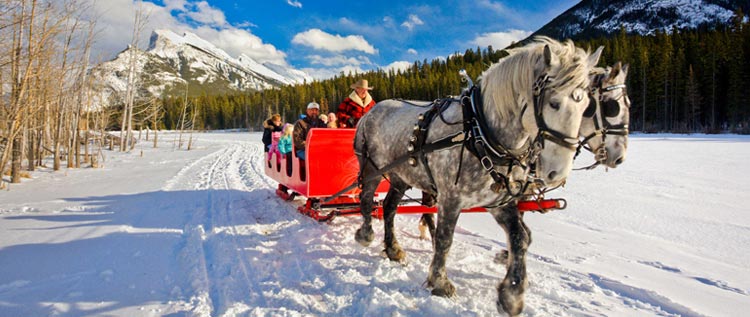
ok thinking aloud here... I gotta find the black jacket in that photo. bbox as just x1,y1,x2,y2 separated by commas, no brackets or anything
262,119,283,148
293,116,326,151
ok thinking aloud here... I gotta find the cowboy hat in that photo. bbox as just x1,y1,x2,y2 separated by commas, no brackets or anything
350,79,373,90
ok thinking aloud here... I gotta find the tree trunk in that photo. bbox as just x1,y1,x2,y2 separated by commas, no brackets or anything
11,135,22,183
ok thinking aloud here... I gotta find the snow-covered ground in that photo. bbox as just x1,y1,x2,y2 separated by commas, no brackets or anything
1,132,748,317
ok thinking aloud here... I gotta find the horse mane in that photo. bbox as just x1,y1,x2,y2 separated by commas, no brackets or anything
479,36,592,120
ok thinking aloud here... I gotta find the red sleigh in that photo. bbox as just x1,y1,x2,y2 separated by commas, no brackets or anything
264,128,564,222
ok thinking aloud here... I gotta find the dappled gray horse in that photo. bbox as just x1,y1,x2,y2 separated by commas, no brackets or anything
420,61,632,240
353,37,602,315
490,62,631,274
578,62,631,169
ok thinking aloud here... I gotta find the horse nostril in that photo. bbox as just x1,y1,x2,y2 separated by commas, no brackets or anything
615,157,624,165
547,171,557,180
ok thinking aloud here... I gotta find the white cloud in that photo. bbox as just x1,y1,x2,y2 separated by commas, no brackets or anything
478,0,510,15
292,29,377,54
407,48,418,55
286,0,302,8
401,14,424,31
183,1,227,27
235,21,257,29
307,55,371,67
85,0,288,66
382,16,395,28
470,29,531,50
192,26,288,65
382,61,412,73
163,0,187,11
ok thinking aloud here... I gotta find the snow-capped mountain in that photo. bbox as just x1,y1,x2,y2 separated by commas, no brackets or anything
533,0,747,39
90,29,312,104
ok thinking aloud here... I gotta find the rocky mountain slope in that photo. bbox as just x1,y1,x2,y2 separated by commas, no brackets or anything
90,29,312,104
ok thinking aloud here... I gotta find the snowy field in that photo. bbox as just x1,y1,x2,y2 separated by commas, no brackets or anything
1,131,748,317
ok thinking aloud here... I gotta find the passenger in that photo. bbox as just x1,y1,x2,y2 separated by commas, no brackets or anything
278,123,294,175
267,130,282,164
327,112,338,129
278,123,293,156
262,114,282,153
336,79,375,128
319,114,329,125
293,102,326,161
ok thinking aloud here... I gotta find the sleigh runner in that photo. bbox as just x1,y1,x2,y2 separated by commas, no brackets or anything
264,128,566,222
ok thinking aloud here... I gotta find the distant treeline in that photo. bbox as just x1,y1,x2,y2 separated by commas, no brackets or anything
159,11,749,133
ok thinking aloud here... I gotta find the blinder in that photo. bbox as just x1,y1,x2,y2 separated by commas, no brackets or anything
583,97,597,118
574,80,630,167
602,99,620,117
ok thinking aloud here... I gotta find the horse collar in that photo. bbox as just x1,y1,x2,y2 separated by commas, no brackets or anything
462,86,530,195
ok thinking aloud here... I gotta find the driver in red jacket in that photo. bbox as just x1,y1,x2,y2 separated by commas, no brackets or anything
336,79,375,128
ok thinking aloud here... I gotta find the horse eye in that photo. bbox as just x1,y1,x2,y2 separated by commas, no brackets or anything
571,88,584,102
550,102,560,110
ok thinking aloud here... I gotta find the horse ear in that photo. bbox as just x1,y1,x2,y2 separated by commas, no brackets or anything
610,62,622,78
543,45,552,66
588,46,604,68
621,63,630,76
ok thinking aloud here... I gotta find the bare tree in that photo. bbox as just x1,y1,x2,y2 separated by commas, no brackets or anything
0,0,102,187
119,3,148,152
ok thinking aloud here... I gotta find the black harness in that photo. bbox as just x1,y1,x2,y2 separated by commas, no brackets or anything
338,73,584,206
404,73,582,199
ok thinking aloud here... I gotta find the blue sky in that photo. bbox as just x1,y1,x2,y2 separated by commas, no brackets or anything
92,0,579,79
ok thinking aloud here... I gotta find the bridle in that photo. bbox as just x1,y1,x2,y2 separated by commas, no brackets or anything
461,70,588,198
575,74,630,169
527,75,585,152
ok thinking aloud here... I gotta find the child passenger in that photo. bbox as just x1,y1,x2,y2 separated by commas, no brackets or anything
278,123,294,175
327,112,337,129
267,130,282,164
278,123,293,156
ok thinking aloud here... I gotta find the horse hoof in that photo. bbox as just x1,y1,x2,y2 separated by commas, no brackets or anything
497,296,524,316
355,227,374,247
383,246,406,262
498,282,524,316
427,278,456,297
430,281,456,297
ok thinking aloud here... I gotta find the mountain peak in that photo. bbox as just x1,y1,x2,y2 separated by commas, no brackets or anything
91,29,312,107
533,0,745,39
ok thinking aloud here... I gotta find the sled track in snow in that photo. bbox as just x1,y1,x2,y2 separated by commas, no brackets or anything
166,141,323,316
195,143,271,316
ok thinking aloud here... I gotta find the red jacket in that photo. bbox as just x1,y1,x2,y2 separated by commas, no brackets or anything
336,92,375,128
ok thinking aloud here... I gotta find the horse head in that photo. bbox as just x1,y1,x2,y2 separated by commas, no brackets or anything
518,39,603,187
581,62,630,168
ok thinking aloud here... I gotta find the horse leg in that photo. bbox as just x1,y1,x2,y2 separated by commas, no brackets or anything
418,214,436,240
495,212,531,267
491,204,531,316
355,168,379,247
382,179,408,262
426,200,461,297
